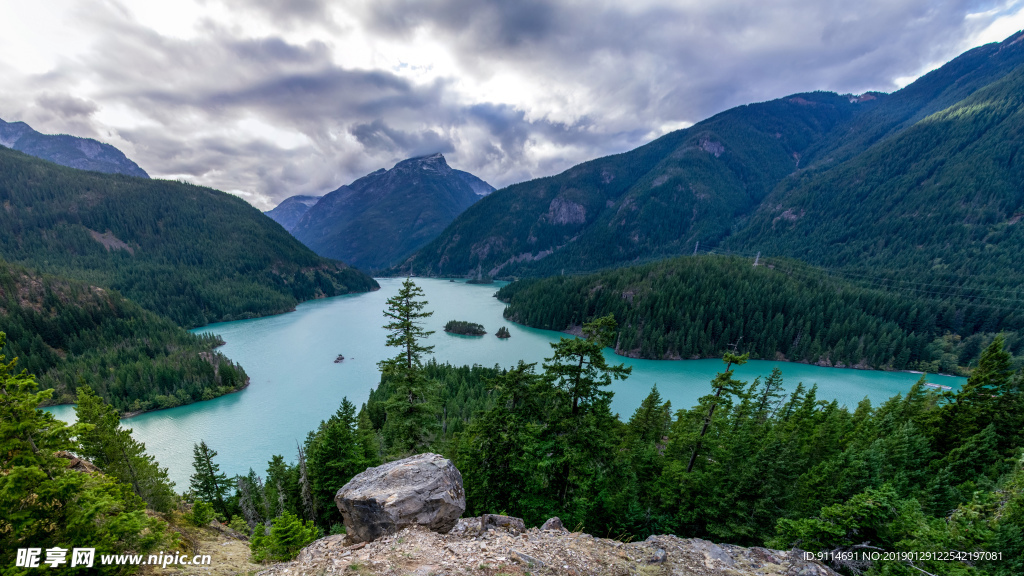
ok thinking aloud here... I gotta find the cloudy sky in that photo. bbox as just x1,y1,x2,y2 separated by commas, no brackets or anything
1,1,1023,209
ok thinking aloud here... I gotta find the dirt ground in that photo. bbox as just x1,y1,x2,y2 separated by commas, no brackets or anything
254,517,837,576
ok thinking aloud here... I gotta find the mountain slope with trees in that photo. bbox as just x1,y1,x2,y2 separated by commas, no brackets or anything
397,32,1024,285
0,145,377,327
729,58,1024,293
496,255,1024,372
291,154,490,271
0,259,247,412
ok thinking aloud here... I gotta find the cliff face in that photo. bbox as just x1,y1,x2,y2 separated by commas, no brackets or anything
256,520,838,576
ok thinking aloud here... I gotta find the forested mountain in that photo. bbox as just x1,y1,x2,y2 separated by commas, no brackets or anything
398,92,860,277
0,146,377,327
264,195,322,232
397,31,1024,282
290,154,489,270
0,259,246,412
497,255,1024,372
0,117,149,178
729,58,1024,292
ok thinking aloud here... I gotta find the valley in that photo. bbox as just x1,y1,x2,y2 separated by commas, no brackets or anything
5,21,1024,576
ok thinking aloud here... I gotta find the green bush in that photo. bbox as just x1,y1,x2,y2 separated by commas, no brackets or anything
250,513,320,562
186,500,216,526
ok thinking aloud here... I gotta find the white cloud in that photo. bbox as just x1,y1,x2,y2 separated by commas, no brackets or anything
0,0,1018,210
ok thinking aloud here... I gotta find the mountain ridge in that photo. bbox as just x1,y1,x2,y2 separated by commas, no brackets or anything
0,117,149,178
395,31,1024,284
290,153,492,271
0,145,377,328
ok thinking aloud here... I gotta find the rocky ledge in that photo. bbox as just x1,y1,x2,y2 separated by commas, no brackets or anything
256,517,837,576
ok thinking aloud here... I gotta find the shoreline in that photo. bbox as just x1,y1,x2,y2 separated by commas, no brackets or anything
43,377,252,420
547,325,967,379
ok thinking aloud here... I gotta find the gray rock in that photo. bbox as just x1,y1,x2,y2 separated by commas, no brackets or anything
334,453,465,542
540,517,566,531
649,548,668,564
481,514,526,534
512,550,545,567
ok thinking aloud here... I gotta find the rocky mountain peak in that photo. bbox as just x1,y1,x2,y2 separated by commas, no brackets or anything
0,117,148,178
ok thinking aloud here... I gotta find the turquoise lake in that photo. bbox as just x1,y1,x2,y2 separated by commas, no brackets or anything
47,277,965,488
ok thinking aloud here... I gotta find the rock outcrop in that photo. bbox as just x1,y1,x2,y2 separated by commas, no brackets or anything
256,521,839,576
334,453,465,542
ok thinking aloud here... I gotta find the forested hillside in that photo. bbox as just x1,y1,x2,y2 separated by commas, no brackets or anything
730,61,1024,292
0,259,246,412
398,91,860,277
496,256,1024,372
0,146,378,327
397,32,1024,286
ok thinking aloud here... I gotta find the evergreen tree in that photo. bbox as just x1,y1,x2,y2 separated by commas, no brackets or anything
304,397,377,527
378,278,440,455
687,351,749,472
541,314,631,522
75,386,177,512
455,362,545,521
0,332,168,571
190,440,232,516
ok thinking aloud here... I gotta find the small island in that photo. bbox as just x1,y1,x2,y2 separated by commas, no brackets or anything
444,320,486,336
496,326,511,339
334,354,345,363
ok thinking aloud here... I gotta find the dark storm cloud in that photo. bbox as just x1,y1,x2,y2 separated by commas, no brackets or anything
350,120,455,156
3,0,1016,209
360,0,1009,118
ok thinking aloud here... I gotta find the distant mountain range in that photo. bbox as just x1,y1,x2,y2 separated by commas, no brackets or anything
273,154,494,270
0,117,149,178
265,195,323,232
397,30,1024,293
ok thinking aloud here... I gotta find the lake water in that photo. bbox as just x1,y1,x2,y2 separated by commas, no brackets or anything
46,277,965,488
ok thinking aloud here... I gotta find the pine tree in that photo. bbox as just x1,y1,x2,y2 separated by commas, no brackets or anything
190,440,232,516
304,397,375,527
378,278,440,455
0,332,168,567
455,361,544,520
687,350,749,472
75,386,177,512
541,314,631,518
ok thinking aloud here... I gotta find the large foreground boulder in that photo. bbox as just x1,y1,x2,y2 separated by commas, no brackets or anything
334,453,465,542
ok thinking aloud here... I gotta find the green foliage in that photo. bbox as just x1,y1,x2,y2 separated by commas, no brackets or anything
190,440,232,517
0,145,377,328
0,332,169,574
0,259,249,412
496,326,511,338
186,500,216,527
249,512,319,563
302,398,378,527
444,320,486,335
378,279,441,456
732,62,1024,299
399,91,861,278
497,255,1023,371
75,386,177,511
